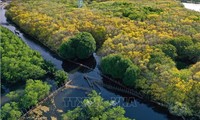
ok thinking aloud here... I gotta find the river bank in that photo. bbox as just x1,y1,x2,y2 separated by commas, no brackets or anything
181,0,200,4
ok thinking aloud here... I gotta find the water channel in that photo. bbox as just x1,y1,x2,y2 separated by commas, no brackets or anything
1,2,200,120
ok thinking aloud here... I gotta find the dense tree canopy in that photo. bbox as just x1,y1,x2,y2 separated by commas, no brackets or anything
6,0,200,118
123,65,140,87
155,44,177,59
59,32,96,59
0,26,46,84
62,91,130,120
0,26,66,85
168,36,193,58
0,102,22,120
0,26,62,119
100,54,140,87
20,79,50,109
1,79,51,119
100,54,133,79
186,43,200,62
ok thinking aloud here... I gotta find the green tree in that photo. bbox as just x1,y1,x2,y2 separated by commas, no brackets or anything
169,36,193,58
186,43,200,62
99,106,130,120
20,79,50,109
54,70,68,84
186,82,200,116
0,102,22,120
156,44,177,59
74,32,96,59
100,54,132,79
42,60,56,75
123,65,140,87
20,91,38,109
148,49,175,69
62,91,130,120
169,102,192,116
193,33,200,43
59,40,76,59
6,90,24,101
59,32,96,59
0,26,47,84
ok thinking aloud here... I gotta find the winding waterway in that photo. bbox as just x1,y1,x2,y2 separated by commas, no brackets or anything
2,2,199,119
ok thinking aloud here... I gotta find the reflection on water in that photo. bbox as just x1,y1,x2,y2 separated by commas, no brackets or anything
62,55,97,73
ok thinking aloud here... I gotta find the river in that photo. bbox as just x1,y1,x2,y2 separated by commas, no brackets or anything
182,3,200,12
2,2,198,120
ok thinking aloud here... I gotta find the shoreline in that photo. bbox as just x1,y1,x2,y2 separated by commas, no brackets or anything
181,0,200,4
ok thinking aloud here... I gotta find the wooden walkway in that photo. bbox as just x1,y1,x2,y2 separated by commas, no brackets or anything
20,80,68,118
20,80,94,119
84,75,143,99
65,84,92,91
93,80,143,99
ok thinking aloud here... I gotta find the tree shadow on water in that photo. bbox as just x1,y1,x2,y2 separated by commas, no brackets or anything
62,55,97,73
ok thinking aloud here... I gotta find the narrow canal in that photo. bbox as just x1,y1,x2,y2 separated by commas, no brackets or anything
2,2,197,119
